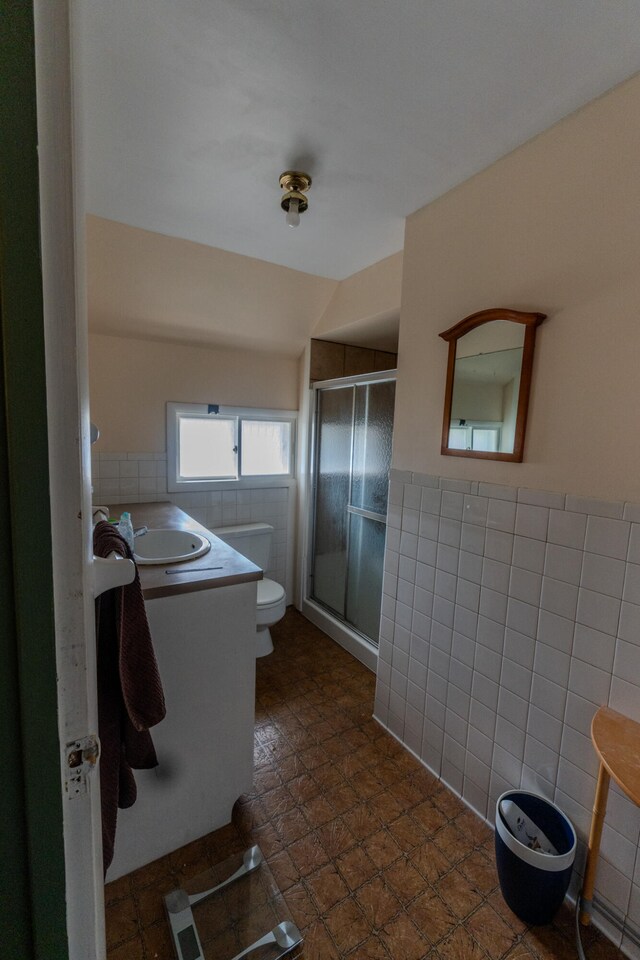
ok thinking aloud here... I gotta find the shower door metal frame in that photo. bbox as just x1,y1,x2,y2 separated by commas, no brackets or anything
306,369,397,654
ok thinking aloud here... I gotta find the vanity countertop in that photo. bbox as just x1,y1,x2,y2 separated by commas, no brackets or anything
115,501,262,600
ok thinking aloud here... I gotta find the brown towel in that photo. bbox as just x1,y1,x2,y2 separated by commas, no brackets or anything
93,520,166,873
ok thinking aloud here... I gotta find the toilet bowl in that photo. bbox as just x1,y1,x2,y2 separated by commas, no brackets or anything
212,522,286,656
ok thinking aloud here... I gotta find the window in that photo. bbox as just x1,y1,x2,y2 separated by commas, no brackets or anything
448,421,501,453
167,403,296,491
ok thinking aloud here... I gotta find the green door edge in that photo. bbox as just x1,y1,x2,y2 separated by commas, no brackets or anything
0,1,69,957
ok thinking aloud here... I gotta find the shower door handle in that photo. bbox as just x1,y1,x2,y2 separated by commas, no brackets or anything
346,505,387,523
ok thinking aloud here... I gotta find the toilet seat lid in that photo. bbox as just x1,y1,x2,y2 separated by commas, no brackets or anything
258,578,285,606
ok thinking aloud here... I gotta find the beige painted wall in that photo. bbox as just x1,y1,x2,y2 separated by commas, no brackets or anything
395,72,640,502
87,216,337,356
313,251,402,350
87,221,404,454
90,333,299,451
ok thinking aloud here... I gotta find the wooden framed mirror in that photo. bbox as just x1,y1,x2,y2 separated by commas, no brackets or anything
439,308,546,462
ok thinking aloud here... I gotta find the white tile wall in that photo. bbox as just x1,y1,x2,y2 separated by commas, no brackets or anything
91,451,290,592
374,471,640,955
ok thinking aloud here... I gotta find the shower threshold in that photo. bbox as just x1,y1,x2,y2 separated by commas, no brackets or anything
164,844,302,960
302,597,378,672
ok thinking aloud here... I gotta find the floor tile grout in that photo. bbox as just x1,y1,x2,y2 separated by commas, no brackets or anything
105,609,622,960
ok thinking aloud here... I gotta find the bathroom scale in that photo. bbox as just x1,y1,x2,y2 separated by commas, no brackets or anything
164,845,303,960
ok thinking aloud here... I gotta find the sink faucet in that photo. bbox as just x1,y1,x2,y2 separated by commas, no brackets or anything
134,526,148,538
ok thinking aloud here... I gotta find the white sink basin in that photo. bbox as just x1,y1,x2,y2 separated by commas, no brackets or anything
134,529,211,565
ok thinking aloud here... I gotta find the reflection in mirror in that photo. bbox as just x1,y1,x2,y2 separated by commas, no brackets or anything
440,308,546,463
449,321,524,454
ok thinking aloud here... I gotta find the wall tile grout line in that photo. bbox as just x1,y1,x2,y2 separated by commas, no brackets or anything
92,449,290,594
381,471,640,950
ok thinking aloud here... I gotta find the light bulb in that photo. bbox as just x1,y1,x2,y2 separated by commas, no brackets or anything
286,197,300,228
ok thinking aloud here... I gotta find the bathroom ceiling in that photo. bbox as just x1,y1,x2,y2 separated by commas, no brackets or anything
77,1,640,281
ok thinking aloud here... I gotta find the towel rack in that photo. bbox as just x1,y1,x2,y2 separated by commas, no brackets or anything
92,505,135,598
92,553,135,599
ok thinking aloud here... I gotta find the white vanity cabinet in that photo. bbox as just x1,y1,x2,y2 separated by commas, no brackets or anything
106,503,260,882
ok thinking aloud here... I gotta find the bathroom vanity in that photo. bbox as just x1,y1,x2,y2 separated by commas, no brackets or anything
106,502,262,882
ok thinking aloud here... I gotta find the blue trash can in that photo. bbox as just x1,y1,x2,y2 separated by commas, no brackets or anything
495,790,576,925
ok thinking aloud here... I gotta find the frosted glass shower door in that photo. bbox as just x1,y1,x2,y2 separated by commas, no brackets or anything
345,380,395,640
311,376,395,646
311,385,354,618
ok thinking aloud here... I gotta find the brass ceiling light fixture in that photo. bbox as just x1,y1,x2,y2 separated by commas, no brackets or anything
279,170,312,228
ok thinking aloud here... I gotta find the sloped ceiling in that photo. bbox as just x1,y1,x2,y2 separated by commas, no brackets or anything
77,1,640,281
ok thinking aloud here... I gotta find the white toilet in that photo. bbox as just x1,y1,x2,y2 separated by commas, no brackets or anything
212,522,286,656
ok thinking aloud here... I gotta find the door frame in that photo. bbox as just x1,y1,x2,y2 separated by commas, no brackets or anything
34,0,107,955
0,1,106,957
0,2,69,957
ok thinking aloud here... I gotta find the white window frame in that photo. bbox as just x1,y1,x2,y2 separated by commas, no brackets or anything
167,402,297,492
448,420,502,452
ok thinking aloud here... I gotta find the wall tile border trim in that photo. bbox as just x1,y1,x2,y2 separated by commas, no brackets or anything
389,468,640,521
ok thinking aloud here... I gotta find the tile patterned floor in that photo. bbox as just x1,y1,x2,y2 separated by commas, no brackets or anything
105,609,624,960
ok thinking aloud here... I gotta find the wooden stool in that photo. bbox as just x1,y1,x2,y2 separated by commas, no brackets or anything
580,706,640,926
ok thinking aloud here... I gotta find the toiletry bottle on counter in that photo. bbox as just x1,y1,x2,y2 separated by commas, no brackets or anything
119,512,135,553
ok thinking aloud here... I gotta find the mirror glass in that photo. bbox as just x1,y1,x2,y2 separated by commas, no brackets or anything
440,308,545,462
448,320,525,455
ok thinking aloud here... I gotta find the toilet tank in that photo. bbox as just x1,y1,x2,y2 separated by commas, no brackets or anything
213,522,273,570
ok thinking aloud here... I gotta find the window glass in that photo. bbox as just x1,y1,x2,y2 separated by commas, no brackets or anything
241,420,291,476
448,427,467,450
472,428,499,452
178,417,237,479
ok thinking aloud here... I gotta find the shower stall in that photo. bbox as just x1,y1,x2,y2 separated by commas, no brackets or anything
305,371,396,665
